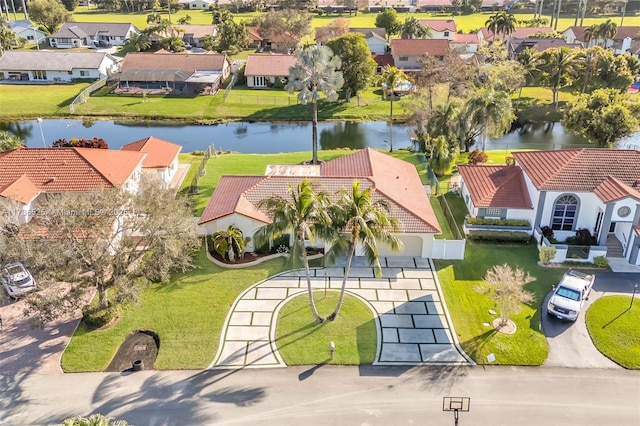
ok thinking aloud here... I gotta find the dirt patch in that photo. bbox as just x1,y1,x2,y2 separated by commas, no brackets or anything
106,330,159,372
493,318,517,335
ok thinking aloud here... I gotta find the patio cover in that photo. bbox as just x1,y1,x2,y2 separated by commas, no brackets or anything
185,71,222,84
120,69,192,82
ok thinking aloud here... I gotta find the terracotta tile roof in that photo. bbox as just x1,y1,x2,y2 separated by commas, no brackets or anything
452,33,479,44
248,26,263,42
121,52,228,73
391,39,450,57
513,149,640,201
373,54,395,68
121,136,182,168
174,24,217,39
0,148,145,197
199,148,441,233
457,165,533,209
0,175,40,204
244,54,297,77
418,19,456,32
593,177,640,203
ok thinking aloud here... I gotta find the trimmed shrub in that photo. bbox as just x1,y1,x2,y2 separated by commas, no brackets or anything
566,228,597,246
467,217,530,227
82,305,118,329
593,256,609,268
541,226,555,241
467,230,532,242
539,246,557,264
191,150,206,156
467,149,488,164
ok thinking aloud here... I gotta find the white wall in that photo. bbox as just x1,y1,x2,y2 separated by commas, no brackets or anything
540,191,603,234
505,208,535,222
203,214,268,252
392,54,422,70
367,38,387,54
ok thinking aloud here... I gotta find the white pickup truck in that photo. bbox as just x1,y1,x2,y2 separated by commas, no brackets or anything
547,270,595,321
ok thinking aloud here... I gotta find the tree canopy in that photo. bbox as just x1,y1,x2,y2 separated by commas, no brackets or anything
0,131,24,152
255,9,311,52
375,8,401,42
326,33,376,102
28,0,72,34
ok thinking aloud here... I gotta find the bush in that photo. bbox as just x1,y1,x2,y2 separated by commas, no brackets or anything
593,256,609,268
541,226,555,241
565,228,597,245
467,217,530,227
539,246,557,264
467,149,488,164
467,230,532,242
191,150,205,156
82,305,118,329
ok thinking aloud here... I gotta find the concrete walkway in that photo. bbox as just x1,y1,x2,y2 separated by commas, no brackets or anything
209,257,472,369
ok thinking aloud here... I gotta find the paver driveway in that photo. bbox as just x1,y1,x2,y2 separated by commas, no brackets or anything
210,257,471,368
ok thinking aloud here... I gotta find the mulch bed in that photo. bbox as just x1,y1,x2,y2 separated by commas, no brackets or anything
106,330,159,372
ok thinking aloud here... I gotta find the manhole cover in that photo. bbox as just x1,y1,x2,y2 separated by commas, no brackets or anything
134,344,147,351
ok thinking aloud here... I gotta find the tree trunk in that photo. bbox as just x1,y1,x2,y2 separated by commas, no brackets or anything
428,86,433,113
312,100,318,164
553,87,559,110
97,278,107,308
328,241,356,321
482,118,488,151
389,98,394,152
302,237,323,323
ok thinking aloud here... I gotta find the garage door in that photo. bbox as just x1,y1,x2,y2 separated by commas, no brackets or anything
377,235,423,257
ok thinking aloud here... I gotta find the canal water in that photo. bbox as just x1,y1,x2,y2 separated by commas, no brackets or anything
3,119,639,153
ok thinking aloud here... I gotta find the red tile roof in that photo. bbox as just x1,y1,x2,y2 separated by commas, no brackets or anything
121,136,181,168
418,19,456,33
391,39,450,57
244,54,297,77
452,33,479,44
199,148,441,233
0,148,145,202
122,52,228,73
373,54,395,68
457,165,533,209
0,174,40,204
513,149,640,201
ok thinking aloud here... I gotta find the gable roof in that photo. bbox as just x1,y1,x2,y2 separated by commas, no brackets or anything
509,37,579,55
452,33,479,44
564,25,640,41
174,24,217,38
418,19,456,32
0,51,113,71
373,54,395,68
513,149,640,201
121,136,182,168
457,165,533,209
0,174,40,204
121,52,228,73
391,38,450,56
350,27,386,39
244,54,297,77
199,148,441,234
51,22,138,39
0,148,145,202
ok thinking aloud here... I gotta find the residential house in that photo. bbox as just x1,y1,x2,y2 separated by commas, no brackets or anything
390,39,449,71
350,28,387,54
630,38,640,59
451,33,480,53
562,26,640,54
478,26,554,44
417,19,456,40
416,0,503,11
174,24,218,48
116,52,231,95
8,20,46,46
0,51,119,83
457,149,640,266
258,31,301,53
177,0,216,9
121,137,182,188
244,54,296,89
198,148,454,258
507,37,581,59
372,54,395,74
48,22,140,49
0,148,146,224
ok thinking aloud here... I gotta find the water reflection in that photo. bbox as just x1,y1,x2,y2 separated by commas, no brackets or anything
320,122,367,150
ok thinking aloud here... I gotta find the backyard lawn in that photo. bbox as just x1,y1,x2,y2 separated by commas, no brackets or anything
0,83,90,119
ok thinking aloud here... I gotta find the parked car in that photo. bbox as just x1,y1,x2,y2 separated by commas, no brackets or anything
1,262,37,299
547,269,595,321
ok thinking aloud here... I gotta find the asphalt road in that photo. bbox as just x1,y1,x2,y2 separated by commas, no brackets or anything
2,366,639,426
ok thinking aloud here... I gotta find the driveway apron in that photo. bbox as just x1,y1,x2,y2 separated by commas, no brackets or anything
209,257,472,368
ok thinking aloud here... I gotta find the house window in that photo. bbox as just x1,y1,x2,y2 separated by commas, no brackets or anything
551,194,578,231
80,70,88,77
399,56,408,61
483,208,504,218
444,31,450,37
27,35,34,40
32,70,46,80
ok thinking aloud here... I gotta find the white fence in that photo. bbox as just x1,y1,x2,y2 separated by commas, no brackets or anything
69,78,106,114
431,239,466,260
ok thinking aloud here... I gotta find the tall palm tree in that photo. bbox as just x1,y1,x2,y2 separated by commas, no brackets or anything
466,85,515,152
584,24,599,47
540,46,576,109
485,13,501,41
498,12,517,40
255,179,332,323
326,180,401,321
286,46,344,165
598,19,618,48
380,65,408,152
400,16,431,39
516,47,541,103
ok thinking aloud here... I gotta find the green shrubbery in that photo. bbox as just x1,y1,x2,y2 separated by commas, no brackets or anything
467,217,530,227
539,246,557,264
593,255,609,268
82,305,118,329
467,230,532,242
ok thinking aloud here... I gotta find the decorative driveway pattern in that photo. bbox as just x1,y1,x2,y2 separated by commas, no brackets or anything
209,257,471,369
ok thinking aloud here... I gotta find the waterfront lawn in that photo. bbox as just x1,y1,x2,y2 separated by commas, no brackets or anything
61,246,287,371
585,296,640,369
178,153,201,195
276,292,377,365
0,83,90,119
435,243,565,365
515,86,577,123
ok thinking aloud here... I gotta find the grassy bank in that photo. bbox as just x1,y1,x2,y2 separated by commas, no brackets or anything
0,83,90,119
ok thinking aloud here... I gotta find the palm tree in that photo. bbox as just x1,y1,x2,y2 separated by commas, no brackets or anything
540,46,576,109
584,24,599,47
598,19,618,48
286,46,344,165
326,180,401,321
255,179,332,323
428,135,459,177
499,12,517,39
466,85,515,152
380,65,408,152
485,13,501,41
516,47,541,103
400,16,431,39
211,225,246,262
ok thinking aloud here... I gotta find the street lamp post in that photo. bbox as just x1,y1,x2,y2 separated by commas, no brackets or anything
631,283,638,308
36,117,46,147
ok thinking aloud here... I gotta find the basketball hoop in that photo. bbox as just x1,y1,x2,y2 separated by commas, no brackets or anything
443,397,470,426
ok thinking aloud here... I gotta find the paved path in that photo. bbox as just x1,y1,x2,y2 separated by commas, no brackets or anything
210,257,471,368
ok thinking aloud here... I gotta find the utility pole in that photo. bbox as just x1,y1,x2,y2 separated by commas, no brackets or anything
621,0,628,26
575,0,588,26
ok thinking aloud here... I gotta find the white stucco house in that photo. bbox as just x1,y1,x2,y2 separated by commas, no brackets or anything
417,19,457,40
244,54,297,89
350,28,387,54
198,148,460,259
121,136,182,188
458,149,640,266
0,51,119,82
8,20,46,46
390,39,450,71
48,22,140,48
562,25,640,55
178,0,215,10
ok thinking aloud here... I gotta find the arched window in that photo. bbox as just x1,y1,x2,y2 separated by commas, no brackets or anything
551,195,578,231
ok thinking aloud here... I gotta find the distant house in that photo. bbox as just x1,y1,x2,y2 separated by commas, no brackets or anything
372,54,395,74
417,19,456,40
244,54,296,89
8,20,46,46
416,0,504,12
390,39,450,71
116,52,231,95
562,25,640,54
451,33,480,53
0,51,119,83
48,22,140,49
121,136,182,188
174,24,217,48
177,0,215,9
630,38,640,59
350,28,387,54
507,37,581,59
255,30,301,53
478,27,554,43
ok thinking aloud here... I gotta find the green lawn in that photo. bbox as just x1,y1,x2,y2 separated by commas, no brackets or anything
178,153,202,194
585,296,640,369
434,243,566,365
61,246,287,371
276,292,377,365
0,83,90,119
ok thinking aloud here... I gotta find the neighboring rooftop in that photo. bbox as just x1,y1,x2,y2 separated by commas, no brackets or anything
244,54,297,77
0,51,113,71
391,38,450,56
121,136,182,168
457,165,533,209
50,22,138,38
121,52,228,73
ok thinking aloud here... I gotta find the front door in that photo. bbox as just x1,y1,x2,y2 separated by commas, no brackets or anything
254,76,266,87
609,222,616,233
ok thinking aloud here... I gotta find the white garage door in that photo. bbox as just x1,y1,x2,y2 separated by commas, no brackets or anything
377,235,423,257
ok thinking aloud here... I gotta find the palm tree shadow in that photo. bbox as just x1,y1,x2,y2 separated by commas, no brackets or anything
460,329,497,364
